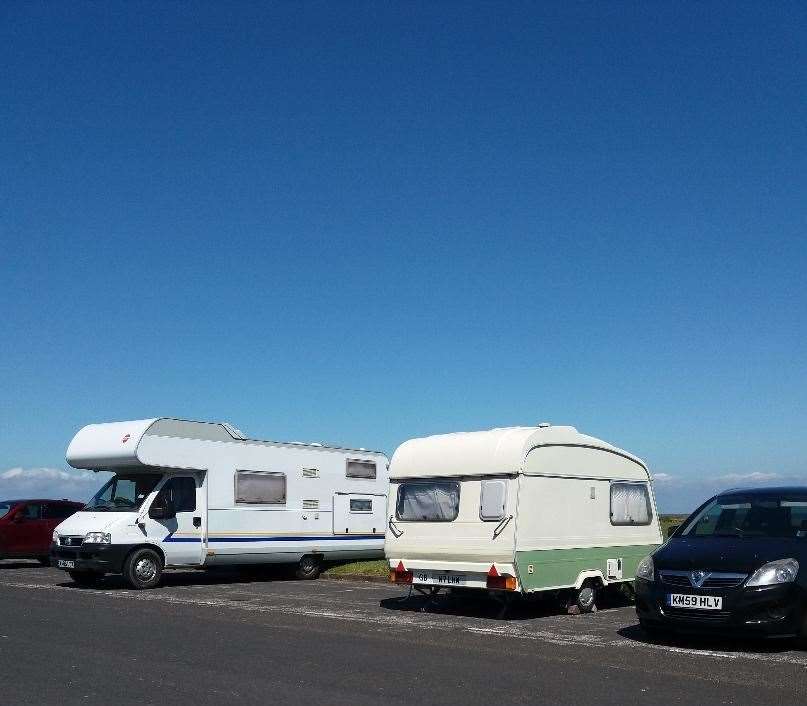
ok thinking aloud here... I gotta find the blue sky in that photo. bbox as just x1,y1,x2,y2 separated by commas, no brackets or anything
1,2,805,512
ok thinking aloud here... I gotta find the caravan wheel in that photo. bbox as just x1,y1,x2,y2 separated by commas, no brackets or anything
295,555,322,580
572,583,598,614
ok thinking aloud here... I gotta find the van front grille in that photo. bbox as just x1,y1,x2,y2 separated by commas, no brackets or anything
59,536,84,547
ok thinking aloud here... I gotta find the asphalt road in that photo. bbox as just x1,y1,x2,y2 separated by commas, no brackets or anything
0,560,805,705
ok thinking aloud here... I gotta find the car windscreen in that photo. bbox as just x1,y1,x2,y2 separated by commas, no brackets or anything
84,473,163,512
681,493,807,539
0,502,12,519
396,481,460,522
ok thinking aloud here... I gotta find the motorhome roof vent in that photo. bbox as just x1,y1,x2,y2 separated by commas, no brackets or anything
222,423,247,440
537,422,551,428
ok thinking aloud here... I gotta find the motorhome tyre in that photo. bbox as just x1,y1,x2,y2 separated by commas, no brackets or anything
295,555,322,580
123,547,163,589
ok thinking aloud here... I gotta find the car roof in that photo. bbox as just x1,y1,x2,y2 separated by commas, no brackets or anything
0,499,83,505
719,486,807,497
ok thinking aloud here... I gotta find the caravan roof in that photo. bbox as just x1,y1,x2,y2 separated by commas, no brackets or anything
389,425,646,479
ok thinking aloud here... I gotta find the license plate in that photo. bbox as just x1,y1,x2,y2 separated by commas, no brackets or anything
413,570,467,586
668,593,722,610
57,559,75,569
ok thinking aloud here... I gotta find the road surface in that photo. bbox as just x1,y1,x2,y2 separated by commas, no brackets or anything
0,560,804,705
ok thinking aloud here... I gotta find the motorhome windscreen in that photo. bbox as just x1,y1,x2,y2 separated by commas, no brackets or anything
396,481,460,522
681,494,807,539
84,473,162,512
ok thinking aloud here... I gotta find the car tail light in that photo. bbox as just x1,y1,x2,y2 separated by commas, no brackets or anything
486,564,516,591
389,560,413,585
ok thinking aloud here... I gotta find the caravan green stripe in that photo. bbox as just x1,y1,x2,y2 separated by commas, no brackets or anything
516,544,659,591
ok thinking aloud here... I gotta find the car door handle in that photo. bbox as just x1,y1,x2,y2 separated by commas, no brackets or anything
193,517,202,528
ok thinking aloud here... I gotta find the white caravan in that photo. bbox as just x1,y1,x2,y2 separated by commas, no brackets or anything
386,424,662,612
52,418,388,589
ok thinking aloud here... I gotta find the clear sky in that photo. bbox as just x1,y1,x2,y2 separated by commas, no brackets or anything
1,2,805,512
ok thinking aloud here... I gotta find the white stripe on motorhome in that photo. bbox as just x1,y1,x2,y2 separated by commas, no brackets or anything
1,579,806,668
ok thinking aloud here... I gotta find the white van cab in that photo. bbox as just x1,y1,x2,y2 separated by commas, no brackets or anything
386,423,662,612
52,418,388,588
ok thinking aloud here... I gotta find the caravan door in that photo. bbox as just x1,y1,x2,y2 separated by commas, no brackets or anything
333,493,385,535
144,472,207,566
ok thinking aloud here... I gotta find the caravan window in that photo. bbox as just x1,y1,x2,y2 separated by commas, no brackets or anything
480,479,507,521
235,471,286,505
346,459,377,479
396,481,460,522
610,482,652,526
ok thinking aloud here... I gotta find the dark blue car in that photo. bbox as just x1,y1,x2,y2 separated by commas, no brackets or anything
635,487,807,639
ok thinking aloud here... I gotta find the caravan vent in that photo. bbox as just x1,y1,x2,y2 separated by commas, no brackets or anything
302,499,319,510
302,468,320,478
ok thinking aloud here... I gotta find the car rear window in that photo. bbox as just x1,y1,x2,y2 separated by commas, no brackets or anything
0,502,12,519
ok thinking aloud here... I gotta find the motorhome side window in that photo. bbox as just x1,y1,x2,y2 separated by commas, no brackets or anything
161,477,196,513
350,498,372,512
235,470,286,505
396,481,460,522
610,482,652,526
346,459,377,479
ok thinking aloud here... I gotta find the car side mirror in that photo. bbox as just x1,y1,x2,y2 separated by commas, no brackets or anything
149,495,176,520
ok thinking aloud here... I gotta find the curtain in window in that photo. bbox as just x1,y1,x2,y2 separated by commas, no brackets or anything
611,483,651,525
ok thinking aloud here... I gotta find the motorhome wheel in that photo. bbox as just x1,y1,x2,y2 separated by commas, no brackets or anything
123,547,163,589
295,555,322,580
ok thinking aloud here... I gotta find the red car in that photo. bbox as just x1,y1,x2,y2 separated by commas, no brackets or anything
0,499,84,563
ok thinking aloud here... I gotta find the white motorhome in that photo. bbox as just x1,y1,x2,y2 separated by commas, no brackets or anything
52,418,388,589
386,424,662,612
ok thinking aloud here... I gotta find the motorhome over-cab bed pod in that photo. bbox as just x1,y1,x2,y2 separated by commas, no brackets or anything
386,424,662,611
56,418,388,589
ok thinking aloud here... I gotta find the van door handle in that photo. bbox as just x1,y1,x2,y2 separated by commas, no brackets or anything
493,515,513,539
193,517,202,528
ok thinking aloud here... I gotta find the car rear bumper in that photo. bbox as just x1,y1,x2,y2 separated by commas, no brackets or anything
50,542,132,574
635,579,807,637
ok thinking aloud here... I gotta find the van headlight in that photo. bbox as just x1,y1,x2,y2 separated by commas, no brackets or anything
83,532,111,544
635,555,654,582
746,559,799,587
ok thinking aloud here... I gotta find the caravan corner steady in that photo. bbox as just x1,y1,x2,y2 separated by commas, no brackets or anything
51,418,388,589
385,423,662,612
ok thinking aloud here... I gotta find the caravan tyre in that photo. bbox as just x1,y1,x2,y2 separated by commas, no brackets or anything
123,548,163,590
574,584,597,613
295,555,322,580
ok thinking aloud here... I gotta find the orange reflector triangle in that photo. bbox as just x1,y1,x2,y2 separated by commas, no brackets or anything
487,564,499,577
396,561,406,573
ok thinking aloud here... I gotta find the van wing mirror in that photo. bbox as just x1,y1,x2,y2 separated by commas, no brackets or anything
148,494,176,520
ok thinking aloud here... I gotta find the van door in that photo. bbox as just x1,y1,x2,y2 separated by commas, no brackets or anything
333,494,385,535
144,473,206,566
